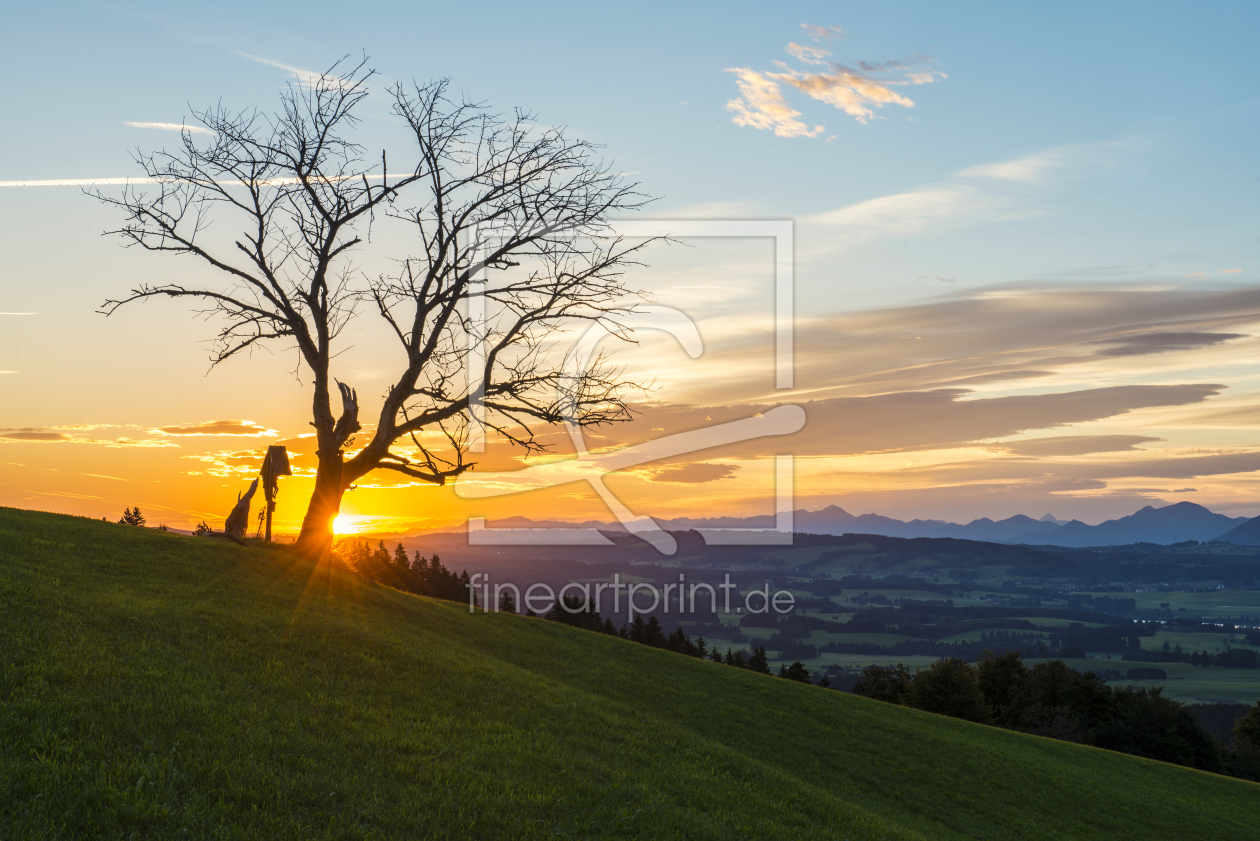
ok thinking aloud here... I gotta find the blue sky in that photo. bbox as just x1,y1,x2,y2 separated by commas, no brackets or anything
3,1,1260,529
5,2,1257,300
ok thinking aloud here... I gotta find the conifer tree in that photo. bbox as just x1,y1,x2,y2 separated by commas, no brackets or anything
779,661,811,683
977,649,1029,726
906,657,992,724
852,664,912,704
1236,702,1260,752
643,615,667,648
118,507,146,527
747,645,770,675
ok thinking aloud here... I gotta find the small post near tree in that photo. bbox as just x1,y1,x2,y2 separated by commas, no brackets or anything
96,58,658,558
224,479,258,540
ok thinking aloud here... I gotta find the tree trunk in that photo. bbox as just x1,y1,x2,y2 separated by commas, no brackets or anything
294,459,349,559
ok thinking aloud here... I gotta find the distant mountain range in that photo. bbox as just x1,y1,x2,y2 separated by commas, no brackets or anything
429,501,1258,548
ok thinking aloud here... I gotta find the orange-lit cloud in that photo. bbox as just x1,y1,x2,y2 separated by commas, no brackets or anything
154,419,278,437
1,429,72,441
726,30,944,134
725,68,823,138
642,462,741,483
992,435,1163,457
0,427,176,447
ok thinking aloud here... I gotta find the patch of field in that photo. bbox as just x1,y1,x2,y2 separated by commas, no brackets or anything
1081,590,1260,618
873,556,941,574
759,546,834,565
1142,630,1260,655
1026,658,1260,705
801,653,943,671
836,589,958,602
807,631,918,646
937,630,1051,644
999,616,1113,627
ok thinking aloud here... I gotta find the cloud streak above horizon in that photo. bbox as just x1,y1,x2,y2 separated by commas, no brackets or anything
154,420,279,437
123,121,214,135
237,52,351,90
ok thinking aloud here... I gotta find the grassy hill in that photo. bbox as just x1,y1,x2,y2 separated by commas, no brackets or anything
1,507,1257,840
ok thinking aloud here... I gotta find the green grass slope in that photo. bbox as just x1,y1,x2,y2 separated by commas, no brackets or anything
1,507,1257,840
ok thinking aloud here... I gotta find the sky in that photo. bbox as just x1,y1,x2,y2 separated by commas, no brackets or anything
2,1,1260,536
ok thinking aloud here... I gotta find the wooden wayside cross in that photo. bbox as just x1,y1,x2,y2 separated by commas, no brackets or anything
259,445,291,543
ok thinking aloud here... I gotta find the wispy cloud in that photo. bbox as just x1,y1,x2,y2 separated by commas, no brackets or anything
956,150,1064,182
237,53,348,89
153,419,278,437
51,423,123,431
725,68,823,138
0,429,71,442
1089,331,1246,357
725,27,945,135
802,141,1103,250
786,43,831,65
809,185,995,239
0,173,385,189
0,178,143,188
995,435,1163,457
0,427,177,448
123,121,214,136
641,462,741,484
800,24,844,41
774,62,941,125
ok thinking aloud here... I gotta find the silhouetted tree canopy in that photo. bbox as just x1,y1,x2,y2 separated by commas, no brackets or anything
97,58,659,556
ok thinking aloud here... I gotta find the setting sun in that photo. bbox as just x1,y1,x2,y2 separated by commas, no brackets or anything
331,515,355,535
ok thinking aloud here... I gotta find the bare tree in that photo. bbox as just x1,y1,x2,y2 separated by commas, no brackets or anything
97,59,656,556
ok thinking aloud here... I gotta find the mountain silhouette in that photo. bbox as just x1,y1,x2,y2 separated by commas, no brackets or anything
1002,502,1246,547
1212,513,1260,545
422,501,1249,547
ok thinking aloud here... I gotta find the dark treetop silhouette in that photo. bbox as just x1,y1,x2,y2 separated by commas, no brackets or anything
96,58,658,556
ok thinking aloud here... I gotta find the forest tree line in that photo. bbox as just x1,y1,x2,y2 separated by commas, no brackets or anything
852,651,1260,781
